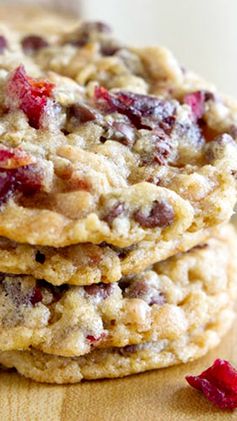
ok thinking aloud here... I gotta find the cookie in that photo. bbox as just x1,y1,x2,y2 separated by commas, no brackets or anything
0,224,235,357
0,297,234,385
0,26,236,247
0,225,215,286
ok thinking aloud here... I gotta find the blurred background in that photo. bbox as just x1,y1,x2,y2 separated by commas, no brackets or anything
0,0,237,97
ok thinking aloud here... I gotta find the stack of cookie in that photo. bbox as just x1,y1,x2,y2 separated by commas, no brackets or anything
0,21,236,384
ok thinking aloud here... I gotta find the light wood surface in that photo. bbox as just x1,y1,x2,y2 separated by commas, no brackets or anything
0,322,236,421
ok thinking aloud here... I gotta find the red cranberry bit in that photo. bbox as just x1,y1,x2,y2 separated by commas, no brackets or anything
21,35,48,53
0,162,43,206
186,359,237,410
94,87,176,130
103,202,125,225
184,90,214,123
134,200,174,229
6,65,54,129
0,35,7,54
29,287,43,305
87,332,107,343
0,147,35,169
84,282,113,299
184,91,205,122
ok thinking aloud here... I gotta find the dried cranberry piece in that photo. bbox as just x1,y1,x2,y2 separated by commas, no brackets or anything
67,103,97,124
94,87,176,130
0,35,7,54
29,287,43,305
184,91,205,121
21,35,48,53
0,163,43,206
103,202,125,225
186,359,237,410
133,200,174,229
87,332,106,343
35,250,46,264
84,282,113,299
15,165,43,195
5,65,54,129
184,90,214,123
0,147,35,170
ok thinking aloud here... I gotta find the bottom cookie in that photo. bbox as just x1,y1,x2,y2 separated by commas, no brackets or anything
0,301,234,384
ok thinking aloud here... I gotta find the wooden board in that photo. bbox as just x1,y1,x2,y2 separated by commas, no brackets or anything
0,323,236,421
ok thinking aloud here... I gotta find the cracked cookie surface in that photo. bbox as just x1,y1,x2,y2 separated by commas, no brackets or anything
0,24,236,247
0,224,235,357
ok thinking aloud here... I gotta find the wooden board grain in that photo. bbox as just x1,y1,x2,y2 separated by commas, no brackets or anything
0,323,236,421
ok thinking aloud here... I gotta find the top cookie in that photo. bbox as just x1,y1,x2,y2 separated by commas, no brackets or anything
0,22,236,247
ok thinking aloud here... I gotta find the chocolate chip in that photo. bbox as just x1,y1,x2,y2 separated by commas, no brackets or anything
205,134,236,162
125,280,149,298
81,21,112,34
84,282,113,299
35,250,46,264
21,35,48,53
111,122,135,146
229,125,237,139
118,344,138,356
149,292,166,306
118,279,131,291
124,280,166,306
133,200,174,229
189,243,208,252
67,103,97,124
64,21,111,47
159,115,176,136
0,272,5,282
103,202,125,225
100,43,120,56
0,35,7,54
204,91,215,102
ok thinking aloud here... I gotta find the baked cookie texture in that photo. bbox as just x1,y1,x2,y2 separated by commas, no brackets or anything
0,24,236,248
0,224,235,358
0,19,237,384
0,225,215,286
0,300,234,384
